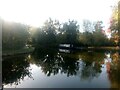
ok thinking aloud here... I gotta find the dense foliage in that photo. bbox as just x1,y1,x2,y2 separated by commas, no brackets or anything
2,15,119,51
2,20,29,50
109,1,120,46
31,19,115,47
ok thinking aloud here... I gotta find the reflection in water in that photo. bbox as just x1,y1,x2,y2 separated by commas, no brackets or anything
2,49,120,88
32,49,79,77
2,55,33,87
77,52,105,81
59,49,70,53
106,52,120,88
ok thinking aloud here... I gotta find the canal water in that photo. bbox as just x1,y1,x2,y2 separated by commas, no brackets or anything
2,48,120,88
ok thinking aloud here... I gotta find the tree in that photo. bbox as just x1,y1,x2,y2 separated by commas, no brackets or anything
79,20,109,46
32,18,61,48
110,1,120,47
2,20,29,50
79,20,94,46
79,32,93,46
118,1,120,46
92,31,108,46
93,21,109,46
61,20,79,45
83,20,94,32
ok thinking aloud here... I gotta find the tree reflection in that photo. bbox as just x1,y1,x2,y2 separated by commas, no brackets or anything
39,52,79,77
40,53,63,76
32,48,79,77
77,51,105,81
106,52,120,88
2,55,32,86
32,49,104,79
3,49,120,88
4,49,116,87
60,56,79,77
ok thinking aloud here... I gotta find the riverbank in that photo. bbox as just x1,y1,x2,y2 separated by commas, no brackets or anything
60,46,120,51
2,46,120,57
87,46,120,50
2,47,35,57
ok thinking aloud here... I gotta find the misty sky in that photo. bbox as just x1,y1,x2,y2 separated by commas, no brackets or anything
0,0,118,29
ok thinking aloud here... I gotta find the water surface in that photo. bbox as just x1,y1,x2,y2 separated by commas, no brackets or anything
2,48,120,88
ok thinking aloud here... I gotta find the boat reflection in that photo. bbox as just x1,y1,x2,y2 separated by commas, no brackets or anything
2,49,120,88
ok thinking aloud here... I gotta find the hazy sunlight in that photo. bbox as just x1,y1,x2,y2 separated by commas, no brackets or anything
0,0,118,28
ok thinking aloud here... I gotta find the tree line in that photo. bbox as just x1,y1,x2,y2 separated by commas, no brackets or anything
31,19,115,48
2,2,120,51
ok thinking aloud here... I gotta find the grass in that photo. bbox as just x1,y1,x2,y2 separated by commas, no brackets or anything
89,46,120,50
88,46,120,50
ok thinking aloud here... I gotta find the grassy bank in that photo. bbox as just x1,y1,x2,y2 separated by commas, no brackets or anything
2,46,119,57
87,46,120,50
2,47,35,57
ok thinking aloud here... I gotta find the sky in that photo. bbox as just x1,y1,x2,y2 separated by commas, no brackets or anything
0,0,118,29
